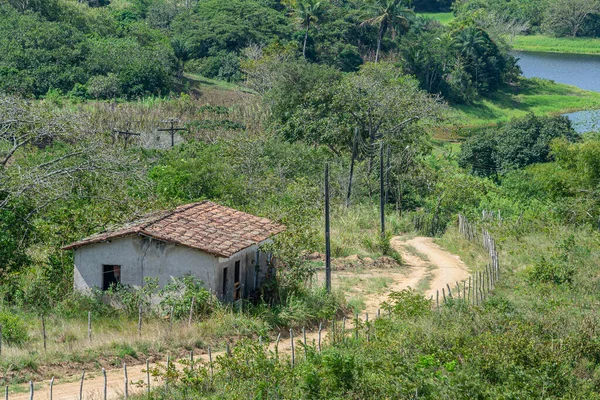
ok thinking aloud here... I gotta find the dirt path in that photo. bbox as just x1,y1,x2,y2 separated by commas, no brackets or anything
399,236,471,298
10,236,469,399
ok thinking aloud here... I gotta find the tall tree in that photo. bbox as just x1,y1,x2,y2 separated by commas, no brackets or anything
360,0,412,62
543,0,600,37
293,0,325,59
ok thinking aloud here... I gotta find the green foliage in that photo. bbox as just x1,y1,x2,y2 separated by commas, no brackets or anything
0,310,29,346
87,73,121,99
158,276,212,320
459,113,579,176
105,278,159,316
527,235,578,285
0,3,174,98
172,0,292,58
400,21,520,103
382,288,432,318
149,142,245,204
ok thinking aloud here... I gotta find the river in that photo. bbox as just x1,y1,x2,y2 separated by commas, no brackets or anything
515,51,600,133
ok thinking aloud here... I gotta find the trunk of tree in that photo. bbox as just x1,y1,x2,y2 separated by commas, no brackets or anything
303,21,310,59
375,25,383,62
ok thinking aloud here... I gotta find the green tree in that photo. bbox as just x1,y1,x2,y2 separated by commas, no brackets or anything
543,0,600,37
360,0,412,62
171,38,190,79
292,0,326,59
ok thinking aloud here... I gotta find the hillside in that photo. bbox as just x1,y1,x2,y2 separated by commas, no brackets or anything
1,0,600,399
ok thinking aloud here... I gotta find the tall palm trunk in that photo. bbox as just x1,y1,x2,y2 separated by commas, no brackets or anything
375,25,383,62
303,20,310,59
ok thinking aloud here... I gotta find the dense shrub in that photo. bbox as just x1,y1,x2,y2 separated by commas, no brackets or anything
0,311,29,346
459,113,579,176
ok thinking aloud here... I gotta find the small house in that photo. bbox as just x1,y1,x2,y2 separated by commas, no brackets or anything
62,201,285,301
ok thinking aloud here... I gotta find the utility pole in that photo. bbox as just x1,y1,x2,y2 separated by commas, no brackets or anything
385,144,391,204
325,163,331,293
380,142,385,237
112,128,141,148
157,118,187,148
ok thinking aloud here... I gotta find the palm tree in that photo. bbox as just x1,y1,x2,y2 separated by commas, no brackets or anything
454,27,486,60
293,0,325,59
171,38,190,79
361,0,412,62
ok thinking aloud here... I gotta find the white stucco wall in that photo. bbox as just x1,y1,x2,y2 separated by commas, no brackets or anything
73,235,274,302
74,235,219,292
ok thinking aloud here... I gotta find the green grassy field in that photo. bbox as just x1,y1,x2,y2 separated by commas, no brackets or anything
451,78,600,131
419,12,455,25
512,35,600,55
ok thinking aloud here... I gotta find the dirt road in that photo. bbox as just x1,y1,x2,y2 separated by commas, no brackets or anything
10,236,469,399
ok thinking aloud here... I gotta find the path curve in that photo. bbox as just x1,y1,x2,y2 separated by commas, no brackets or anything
10,236,469,399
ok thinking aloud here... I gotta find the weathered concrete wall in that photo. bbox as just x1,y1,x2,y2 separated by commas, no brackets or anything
74,235,219,292
215,242,273,302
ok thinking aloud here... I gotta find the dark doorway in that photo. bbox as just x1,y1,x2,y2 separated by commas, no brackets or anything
222,267,228,299
234,261,241,300
102,265,121,291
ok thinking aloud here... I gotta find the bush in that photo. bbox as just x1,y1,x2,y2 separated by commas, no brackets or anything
0,311,29,346
382,289,432,318
87,73,121,99
159,276,212,320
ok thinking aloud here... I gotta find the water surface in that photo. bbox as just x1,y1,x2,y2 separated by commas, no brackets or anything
515,51,600,132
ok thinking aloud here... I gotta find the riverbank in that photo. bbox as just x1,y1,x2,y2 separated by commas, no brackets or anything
512,35,600,55
451,78,600,131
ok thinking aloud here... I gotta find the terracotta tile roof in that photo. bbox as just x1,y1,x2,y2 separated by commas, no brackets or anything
62,201,285,258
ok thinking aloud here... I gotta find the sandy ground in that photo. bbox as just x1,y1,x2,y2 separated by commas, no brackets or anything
10,236,469,399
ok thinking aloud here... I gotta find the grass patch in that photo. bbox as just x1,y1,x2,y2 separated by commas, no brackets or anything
419,12,455,25
401,244,430,262
512,35,600,55
330,204,412,258
365,276,393,294
415,273,434,293
452,78,600,131
435,226,488,271
346,296,366,313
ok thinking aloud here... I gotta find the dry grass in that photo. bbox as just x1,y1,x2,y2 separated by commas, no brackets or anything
0,308,269,383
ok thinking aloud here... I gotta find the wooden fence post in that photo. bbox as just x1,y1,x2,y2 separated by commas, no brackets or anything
146,360,150,395
102,368,107,400
87,311,92,343
41,315,47,352
290,329,295,367
467,277,471,306
365,313,370,342
318,323,322,352
275,334,281,360
442,288,446,303
124,363,128,399
28,381,33,400
208,347,214,383
4,385,7,400
188,297,196,326
354,314,359,340
79,370,85,400
436,290,439,310
302,327,307,359
165,356,170,393
50,377,54,400
446,283,453,299
138,305,143,337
